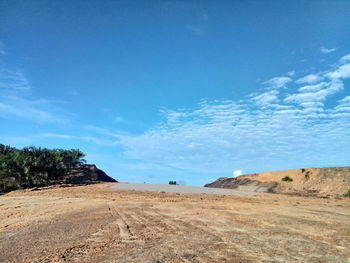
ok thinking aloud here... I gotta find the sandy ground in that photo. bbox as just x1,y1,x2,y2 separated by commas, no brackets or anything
0,183,349,263
113,183,259,196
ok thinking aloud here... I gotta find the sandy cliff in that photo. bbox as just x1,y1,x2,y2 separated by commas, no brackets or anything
205,166,350,196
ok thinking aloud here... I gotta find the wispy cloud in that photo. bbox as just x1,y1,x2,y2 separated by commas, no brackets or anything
110,54,350,173
0,69,31,91
0,68,70,124
253,90,279,106
41,132,118,146
340,53,350,63
298,82,327,92
335,96,350,112
325,63,350,80
285,81,343,104
186,25,204,37
38,53,350,175
296,74,323,84
320,47,337,54
113,115,124,123
263,76,291,89
287,71,295,76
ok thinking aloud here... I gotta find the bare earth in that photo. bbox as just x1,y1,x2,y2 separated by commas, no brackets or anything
0,183,349,263
113,183,260,196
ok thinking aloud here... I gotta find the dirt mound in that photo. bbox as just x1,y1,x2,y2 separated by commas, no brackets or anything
205,177,277,193
62,165,117,184
205,166,350,196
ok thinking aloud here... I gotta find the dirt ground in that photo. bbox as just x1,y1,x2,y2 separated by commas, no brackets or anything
0,183,349,263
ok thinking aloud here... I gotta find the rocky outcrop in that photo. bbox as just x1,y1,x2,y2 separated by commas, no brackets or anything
204,177,277,193
63,165,117,184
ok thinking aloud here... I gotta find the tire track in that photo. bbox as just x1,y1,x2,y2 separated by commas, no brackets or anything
107,204,134,241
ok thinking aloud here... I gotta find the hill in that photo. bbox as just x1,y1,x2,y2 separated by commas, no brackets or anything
63,164,117,184
205,166,350,197
1,164,117,194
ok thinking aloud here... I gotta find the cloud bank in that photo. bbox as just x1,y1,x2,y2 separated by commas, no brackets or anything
114,54,350,174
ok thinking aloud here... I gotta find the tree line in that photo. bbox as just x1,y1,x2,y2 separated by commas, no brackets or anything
0,144,86,193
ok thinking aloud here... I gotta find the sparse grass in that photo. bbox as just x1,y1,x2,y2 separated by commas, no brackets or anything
343,190,350,197
319,196,330,199
282,176,293,182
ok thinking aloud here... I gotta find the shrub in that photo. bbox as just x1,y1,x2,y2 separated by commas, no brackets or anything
168,181,177,185
282,176,293,182
344,190,350,197
301,168,305,173
304,171,311,179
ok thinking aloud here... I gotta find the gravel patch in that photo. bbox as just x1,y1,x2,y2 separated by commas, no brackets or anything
112,183,259,196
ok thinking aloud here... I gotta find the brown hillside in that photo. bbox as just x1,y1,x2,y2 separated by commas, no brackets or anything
63,165,117,184
205,166,350,196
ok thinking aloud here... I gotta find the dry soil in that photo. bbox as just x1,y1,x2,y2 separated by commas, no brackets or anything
0,183,349,263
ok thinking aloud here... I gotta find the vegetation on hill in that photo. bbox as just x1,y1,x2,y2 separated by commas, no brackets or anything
0,144,86,193
281,176,293,182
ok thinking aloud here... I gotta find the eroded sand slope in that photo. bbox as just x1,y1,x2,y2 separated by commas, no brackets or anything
206,166,350,196
0,184,349,263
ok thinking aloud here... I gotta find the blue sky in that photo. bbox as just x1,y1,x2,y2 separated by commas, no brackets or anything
1,0,350,185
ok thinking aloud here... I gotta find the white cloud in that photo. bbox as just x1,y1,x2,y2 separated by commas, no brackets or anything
263,76,291,89
0,69,31,91
299,102,324,108
325,63,350,80
116,95,350,173
111,54,350,174
296,74,323,84
320,47,337,54
335,96,350,112
253,90,279,106
298,82,328,92
233,170,243,177
335,106,350,112
338,96,350,104
340,53,350,63
285,81,343,104
34,53,350,176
